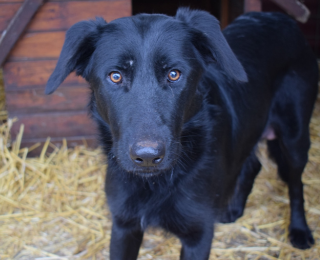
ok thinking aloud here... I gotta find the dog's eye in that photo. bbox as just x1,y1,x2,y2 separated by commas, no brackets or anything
168,70,181,82
109,72,122,83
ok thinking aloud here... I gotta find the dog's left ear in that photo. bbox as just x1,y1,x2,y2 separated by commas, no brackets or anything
176,8,248,82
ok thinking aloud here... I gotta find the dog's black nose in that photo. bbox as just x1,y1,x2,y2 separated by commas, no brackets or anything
130,141,165,167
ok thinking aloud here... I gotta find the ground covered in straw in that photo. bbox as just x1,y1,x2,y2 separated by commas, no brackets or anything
0,70,319,259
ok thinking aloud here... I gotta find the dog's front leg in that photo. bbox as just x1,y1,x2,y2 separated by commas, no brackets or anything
179,225,213,260
109,220,143,260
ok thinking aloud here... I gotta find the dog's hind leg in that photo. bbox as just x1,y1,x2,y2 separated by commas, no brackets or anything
266,61,317,249
219,151,261,223
267,136,314,249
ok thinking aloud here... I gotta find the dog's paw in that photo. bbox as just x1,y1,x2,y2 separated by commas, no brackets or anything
289,227,315,249
218,207,244,223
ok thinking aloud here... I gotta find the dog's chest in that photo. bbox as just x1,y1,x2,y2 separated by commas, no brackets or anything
134,188,207,233
136,190,177,229
138,201,190,232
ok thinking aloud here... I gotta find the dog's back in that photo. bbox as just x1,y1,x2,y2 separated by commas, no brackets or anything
224,12,317,81
215,12,318,249
202,12,318,163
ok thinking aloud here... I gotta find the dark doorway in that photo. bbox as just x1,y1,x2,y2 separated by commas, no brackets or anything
132,0,320,58
132,0,221,20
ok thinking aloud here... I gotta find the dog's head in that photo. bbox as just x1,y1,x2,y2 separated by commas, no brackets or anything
46,8,246,176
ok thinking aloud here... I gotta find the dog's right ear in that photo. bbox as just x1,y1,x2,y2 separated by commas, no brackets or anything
45,18,106,94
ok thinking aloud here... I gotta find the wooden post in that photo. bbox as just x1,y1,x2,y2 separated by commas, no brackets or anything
0,0,45,67
271,0,310,23
244,0,262,12
220,0,230,29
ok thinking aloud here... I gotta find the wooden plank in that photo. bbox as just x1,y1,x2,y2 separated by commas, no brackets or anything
0,0,121,2
3,60,87,89
27,0,131,31
270,0,310,23
0,1,23,3
10,111,97,139
0,0,131,33
9,31,65,60
244,0,261,12
220,0,229,29
0,3,21,32
0,0,131,63
0,0,45,67
5,86,90,113
8,1,131,61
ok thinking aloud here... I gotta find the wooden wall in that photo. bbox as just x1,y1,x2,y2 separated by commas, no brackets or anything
1,0,131,148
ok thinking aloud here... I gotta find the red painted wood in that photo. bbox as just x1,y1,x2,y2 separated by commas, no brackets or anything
270,0,310,23
27,0,131,31
0,3,21,32
244,0,261,12
0,0,130,146
6,86,90,113
220,0,229,29
0,0,131,33
9,31,65,60
10,111,97,139
0,0,45,66
3,60,87,89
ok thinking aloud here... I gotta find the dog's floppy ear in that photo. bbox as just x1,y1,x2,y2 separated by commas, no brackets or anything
176,8,247,82
45,18,106,94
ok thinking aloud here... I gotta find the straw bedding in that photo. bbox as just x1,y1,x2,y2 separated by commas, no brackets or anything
0,69,319,259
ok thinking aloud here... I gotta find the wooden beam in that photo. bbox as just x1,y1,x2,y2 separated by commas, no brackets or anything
0,0,132,33
244,0,261,12
3,60,87,89
8,31,66,61
6,86,89,114
0,0,45,67
0,3,21,32
220,0,229,29
271,0,310,23
10,110,97,139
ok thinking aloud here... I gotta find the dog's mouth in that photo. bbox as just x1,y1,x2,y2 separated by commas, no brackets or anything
127,167,172,177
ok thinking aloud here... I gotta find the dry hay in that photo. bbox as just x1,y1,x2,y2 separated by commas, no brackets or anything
0,80,319,259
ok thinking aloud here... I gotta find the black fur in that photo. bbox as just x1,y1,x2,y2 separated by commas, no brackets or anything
46,8,318,259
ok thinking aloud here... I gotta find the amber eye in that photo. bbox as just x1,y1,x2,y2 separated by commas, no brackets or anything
109,72,122,83
168,70,181,81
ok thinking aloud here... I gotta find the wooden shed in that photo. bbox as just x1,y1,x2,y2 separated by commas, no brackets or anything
0,0,131,149
0,0,317,152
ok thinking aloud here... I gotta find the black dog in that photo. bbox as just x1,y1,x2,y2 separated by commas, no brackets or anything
45,8,318,259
